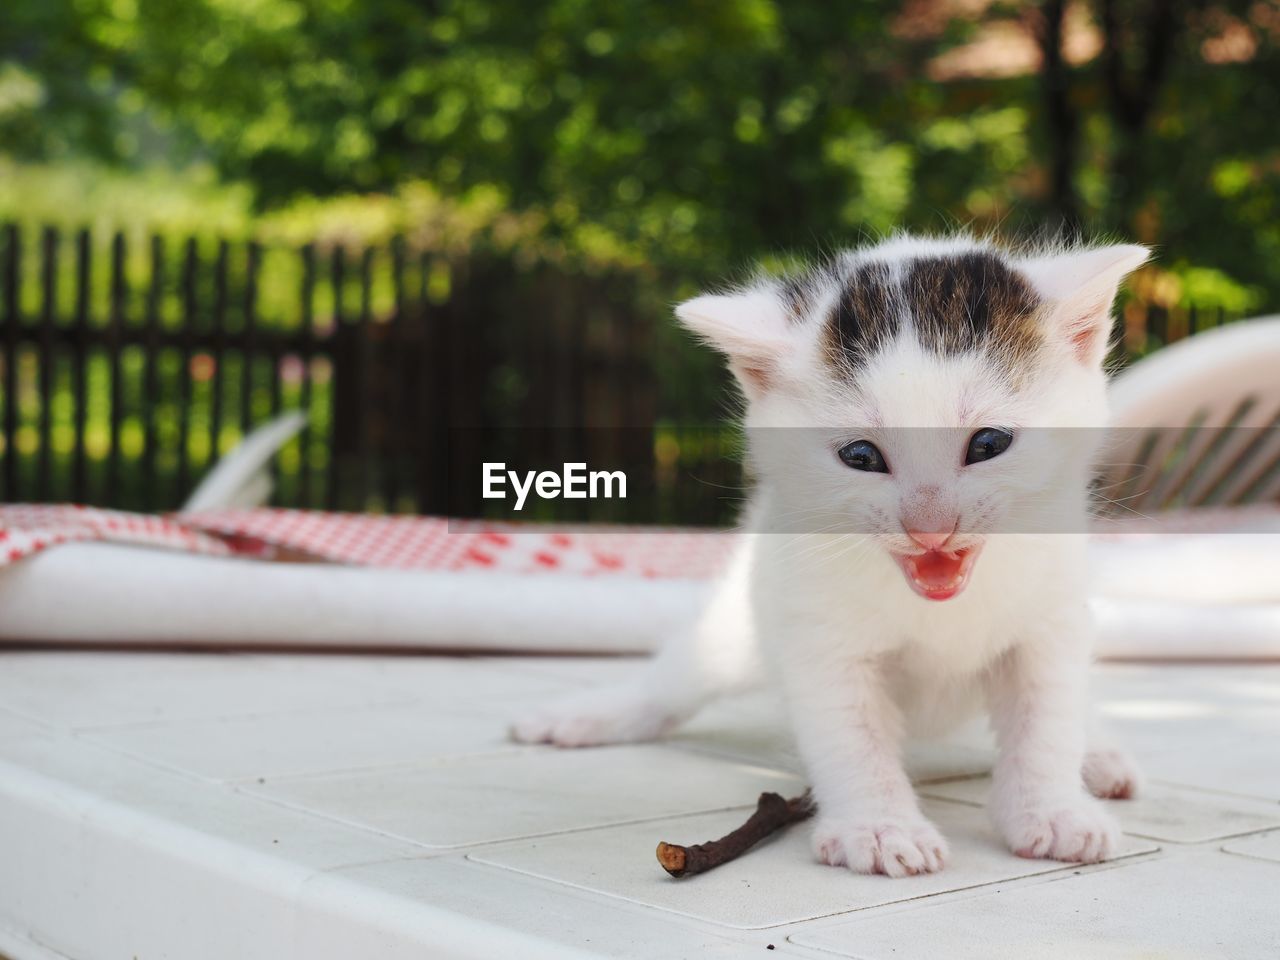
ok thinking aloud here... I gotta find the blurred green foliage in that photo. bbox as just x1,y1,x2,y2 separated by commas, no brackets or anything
2,1,1279,309
3,0,1278,514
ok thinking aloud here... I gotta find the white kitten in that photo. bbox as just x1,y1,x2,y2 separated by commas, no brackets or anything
513,234,1147,876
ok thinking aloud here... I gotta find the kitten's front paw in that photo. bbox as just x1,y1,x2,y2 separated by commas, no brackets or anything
1083,745,1142,800
509,685,677,748
811,814,948,878
997,797,1119,863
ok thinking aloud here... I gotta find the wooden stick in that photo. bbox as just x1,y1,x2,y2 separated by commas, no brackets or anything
656,790,814,878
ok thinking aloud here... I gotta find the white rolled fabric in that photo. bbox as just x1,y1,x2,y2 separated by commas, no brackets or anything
0,542,703,654
1090,534,1280,606
1,535,1277,659
1088,532,1280,660
1092,597,1280,660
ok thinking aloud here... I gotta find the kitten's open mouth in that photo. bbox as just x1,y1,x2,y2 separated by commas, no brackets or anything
892,545,982,601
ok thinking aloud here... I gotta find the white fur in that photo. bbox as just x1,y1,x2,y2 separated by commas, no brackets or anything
512,234,1149,876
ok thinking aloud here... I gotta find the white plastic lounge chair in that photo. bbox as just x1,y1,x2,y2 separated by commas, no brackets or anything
181,410,307,511
1089,317,1280,660
1102,316,1280,513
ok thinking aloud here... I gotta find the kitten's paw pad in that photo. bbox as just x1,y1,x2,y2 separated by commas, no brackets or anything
1000,800,1119,863
1083,746,1142,800
811,815,948,878
509,687,676,748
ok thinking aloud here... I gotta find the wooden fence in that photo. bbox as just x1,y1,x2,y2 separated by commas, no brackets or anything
0,224,690,518
0,222,1242,523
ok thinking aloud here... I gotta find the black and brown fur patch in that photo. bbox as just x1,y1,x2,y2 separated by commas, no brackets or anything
820,251,1045,378
779,274,818,325
906,253,1043,363
823,261,902,372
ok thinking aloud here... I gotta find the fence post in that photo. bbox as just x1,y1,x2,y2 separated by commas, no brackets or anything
37,227,58,500
2,225,18,502
209,239,229,465
327,245,346,510
299,243,316,507
143,235,163,507
267,248,283,436
72,229,90,503
446,257,474,516
106,232,126,506
386,235,406,509
177,237,198,499
357,246,374,510
241,241,261,439
417,250,443,514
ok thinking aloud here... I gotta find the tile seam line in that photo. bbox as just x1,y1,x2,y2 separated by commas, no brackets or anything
222,744,573,785
467,842,1165,932
79,733,534,785
0,689,426,734
0,755,334,899
0,751,600,960
784,847,1177,946
233,784,785,854
232,746,805,788
64,691,465,734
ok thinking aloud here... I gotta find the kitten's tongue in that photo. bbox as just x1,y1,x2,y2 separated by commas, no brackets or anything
894,547,980,601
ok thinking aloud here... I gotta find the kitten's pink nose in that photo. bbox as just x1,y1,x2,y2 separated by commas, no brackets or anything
906,529,953,551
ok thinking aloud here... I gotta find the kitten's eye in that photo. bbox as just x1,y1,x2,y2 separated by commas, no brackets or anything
965,427,1013,465
838,439,889,473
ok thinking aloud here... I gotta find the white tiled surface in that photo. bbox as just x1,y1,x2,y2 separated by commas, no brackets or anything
0,652,427,727
470,799,1155,929
1092,664,1280,799
790,853,1280,959
922,776,1280,843
0,707,47,742
1223,829,1280,864
0,651,1277,959
243,746,803,849
77,664,582,781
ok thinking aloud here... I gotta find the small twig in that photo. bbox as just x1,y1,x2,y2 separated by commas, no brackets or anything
656,790,815,878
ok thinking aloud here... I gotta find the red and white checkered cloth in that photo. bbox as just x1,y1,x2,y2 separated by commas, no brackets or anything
182,508,738,579
0,505,232,565
5,503,1280,658
0,505,737,581
4,503,1279,583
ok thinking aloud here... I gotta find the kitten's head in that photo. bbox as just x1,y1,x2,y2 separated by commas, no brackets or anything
676,234,1149,601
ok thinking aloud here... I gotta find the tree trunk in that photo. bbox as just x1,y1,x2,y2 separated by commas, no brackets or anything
1037,0,1081,232
1098,0,1184,234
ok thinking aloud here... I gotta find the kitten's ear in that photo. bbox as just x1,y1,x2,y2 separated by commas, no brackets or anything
675,287,792,396
1019,244,1151,367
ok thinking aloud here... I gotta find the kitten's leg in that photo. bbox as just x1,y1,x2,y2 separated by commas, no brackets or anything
790,655,948,878
1083,724,1142,800
508,624,757,747
510,545,760,748
986,638,1120,863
